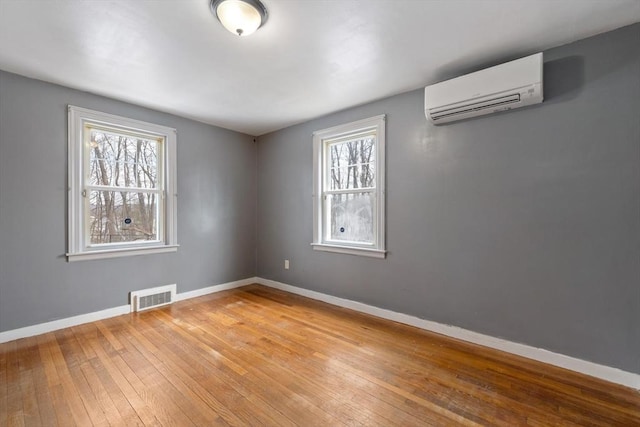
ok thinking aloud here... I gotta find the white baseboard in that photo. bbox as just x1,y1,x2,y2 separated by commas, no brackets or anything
175,276,258,301
255,277,640,390
0,276,258,344
0,304,131,344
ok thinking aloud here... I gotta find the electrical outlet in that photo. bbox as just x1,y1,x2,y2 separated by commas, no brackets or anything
284,259,290,270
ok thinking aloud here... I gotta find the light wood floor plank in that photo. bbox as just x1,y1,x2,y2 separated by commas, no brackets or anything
145,310,298,426
6,340,25,427
28,336,57,427
35,334,76,426
231,289,577,424
120,320,246,426
212,299,456,425
79,323,160,426
16,337,42,426
1,284,639,426
232,290,522,424
0,335,9,426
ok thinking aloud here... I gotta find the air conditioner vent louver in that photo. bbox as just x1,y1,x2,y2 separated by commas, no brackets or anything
431,94,521,121
130,284,176,312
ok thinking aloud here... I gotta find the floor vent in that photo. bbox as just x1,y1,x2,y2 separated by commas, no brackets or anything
130,284,177,312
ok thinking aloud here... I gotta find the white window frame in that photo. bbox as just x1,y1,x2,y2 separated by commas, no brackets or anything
312,115,386,258
67,105,178,261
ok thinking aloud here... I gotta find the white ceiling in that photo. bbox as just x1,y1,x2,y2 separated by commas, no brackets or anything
1,0,639,136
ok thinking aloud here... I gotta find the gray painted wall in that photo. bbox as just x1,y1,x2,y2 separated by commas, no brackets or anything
257,24,640,374
0,71,257,332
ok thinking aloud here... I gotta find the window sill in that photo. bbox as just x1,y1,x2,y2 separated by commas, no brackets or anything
66,245,179,262
311,243,386,259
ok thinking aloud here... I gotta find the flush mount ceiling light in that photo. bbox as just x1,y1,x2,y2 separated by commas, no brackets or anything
210,0,268,37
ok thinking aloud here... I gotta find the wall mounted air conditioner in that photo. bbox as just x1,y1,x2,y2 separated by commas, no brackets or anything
424,52,543,124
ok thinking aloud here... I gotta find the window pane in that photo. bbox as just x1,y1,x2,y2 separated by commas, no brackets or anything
327,192,374,243
88,190,158,244
88,129,158,189
328,136,375,190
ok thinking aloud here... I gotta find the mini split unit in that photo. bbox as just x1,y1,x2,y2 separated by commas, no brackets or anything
425,52,543,124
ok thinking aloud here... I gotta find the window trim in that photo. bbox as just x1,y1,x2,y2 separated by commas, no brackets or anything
67,105,178,261
312,114,386,258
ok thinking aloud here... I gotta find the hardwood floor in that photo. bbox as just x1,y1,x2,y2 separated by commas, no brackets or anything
1,284,638,426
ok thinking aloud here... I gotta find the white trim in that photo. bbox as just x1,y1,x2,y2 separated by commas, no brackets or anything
67,244,179,261
67,105,178,261
311,243,386,258
311,114,387,139
0,277,258,344
255,277,640,390
0,305,131,344
175,277,258,301
312,115,386,258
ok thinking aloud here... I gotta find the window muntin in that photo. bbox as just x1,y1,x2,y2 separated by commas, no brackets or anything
312,115,386,258
68,106,177,261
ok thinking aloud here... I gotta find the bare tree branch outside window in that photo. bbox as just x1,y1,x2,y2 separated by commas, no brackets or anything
327,136,375,243
88,129,159,244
